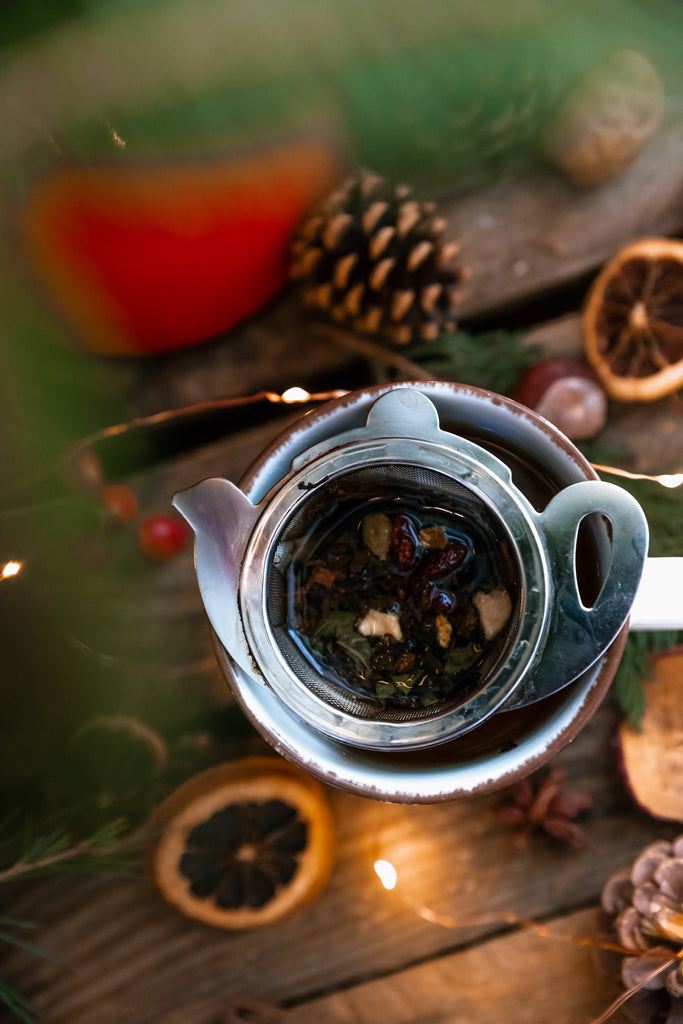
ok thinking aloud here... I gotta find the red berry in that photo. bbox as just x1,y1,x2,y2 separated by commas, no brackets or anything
100,483,139,521
137,515,189,561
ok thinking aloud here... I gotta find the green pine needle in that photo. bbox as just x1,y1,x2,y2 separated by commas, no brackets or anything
406,329,542,396
0,977,40,1024
613,631,681,729
0,917,68,1024
0,929,68,968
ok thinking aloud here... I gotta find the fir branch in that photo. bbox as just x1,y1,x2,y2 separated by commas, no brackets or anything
0,976,40,1024
404,329,542,395
0,927,68,967
0,917,69,1024
0,818,144,884
613,631,681,728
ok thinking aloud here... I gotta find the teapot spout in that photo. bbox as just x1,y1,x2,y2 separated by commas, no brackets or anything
172,478,260,676
172,477,256,537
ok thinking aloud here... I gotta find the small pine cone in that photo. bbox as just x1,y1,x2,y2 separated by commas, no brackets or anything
290,171,468,345
599,836,683,1023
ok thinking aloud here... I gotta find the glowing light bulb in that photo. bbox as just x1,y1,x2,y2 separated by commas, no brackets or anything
592,464,683,489
659,474,683,489
281,387,311,404
374,859,398,891
1,561,22,579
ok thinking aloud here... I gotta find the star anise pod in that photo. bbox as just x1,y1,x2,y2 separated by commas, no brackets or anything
494,766,593,849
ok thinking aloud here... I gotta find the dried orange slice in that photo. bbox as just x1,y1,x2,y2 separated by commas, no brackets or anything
583,237,683,402
618,647,683,822
149,758,334,929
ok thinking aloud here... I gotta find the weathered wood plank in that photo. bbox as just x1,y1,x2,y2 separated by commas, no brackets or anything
128,120,683,418
3,123,683,1024
450,119,683,320
291,908,624,1024
2,695,678,1024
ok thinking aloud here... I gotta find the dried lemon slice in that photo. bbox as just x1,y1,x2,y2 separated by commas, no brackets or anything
583,237,683,402
149,758,334,928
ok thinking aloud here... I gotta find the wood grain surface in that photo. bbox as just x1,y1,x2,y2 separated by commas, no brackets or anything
4,136,683,1024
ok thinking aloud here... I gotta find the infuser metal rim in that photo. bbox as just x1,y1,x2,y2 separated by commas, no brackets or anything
239,435,550,750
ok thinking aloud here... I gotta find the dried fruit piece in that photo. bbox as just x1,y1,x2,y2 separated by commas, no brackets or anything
389,514,418,568
435,614,452,649
150,758,334,929
583,238,683,402
361,512,391,560
618,647,683,821
473,588,512,640
357,609,403,642
311,566,336,587
418,526,447,549
417,542,468,583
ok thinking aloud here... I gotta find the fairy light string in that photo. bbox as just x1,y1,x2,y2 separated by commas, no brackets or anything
373,857,683,1024
60,385,349,470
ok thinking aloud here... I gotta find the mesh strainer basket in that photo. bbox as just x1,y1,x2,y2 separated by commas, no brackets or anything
175,388,649,753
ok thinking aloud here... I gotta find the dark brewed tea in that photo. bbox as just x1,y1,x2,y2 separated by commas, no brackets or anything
283,479,519,712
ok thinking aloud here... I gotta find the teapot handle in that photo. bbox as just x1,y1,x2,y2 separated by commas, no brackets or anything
506,479,649,708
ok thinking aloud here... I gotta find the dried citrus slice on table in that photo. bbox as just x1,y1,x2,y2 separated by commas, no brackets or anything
149,758,334,928
583,237,683,401
618,647,683,822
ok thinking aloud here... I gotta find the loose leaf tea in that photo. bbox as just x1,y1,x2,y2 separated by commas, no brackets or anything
284,484,518,712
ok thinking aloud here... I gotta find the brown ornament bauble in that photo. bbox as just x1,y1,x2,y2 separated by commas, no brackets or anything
545,49,664,187
290,171,468,345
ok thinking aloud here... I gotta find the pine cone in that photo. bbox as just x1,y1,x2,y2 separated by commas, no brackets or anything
290,171,468,345
599,836,683,1023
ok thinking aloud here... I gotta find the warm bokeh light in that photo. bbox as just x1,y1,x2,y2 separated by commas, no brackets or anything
281,386,311,404
1,560,22,579
592,464,683,489
374,859,398,891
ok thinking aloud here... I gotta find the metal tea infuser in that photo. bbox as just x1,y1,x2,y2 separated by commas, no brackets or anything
174,388,651,759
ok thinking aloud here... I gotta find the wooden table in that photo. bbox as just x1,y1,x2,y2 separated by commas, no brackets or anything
4,129,683,1024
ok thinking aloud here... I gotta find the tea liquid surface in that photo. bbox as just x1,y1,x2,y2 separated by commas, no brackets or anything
284,486,519,712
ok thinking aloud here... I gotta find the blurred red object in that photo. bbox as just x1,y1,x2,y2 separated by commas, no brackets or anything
22,138,344,356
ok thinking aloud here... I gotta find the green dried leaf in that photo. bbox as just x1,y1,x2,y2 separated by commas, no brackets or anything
443,643,480,676
314,612,372,668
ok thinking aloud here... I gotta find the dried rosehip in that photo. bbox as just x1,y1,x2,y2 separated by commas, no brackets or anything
138,515,189,561
418,542,468,583
417,584,465,619
100,483,139,522
390,515,418,569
